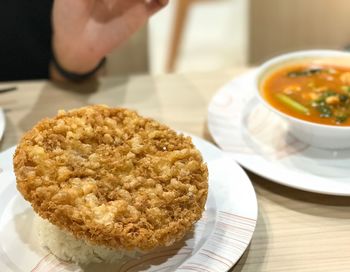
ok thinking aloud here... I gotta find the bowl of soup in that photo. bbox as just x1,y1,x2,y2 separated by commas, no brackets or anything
256,50,350,149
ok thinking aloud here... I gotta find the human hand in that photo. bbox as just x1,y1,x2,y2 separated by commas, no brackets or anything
52,0,168,75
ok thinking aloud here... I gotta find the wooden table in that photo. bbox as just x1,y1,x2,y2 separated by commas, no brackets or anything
1,70,350,271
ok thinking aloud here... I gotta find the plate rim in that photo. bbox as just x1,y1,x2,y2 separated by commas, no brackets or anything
208,69,350,196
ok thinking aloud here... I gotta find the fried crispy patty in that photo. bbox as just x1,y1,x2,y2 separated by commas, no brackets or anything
14,105,208,250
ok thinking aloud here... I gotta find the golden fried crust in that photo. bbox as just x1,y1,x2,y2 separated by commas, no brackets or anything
14,105,208,250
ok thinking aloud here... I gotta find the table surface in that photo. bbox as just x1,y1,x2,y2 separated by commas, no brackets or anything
1,69,350,272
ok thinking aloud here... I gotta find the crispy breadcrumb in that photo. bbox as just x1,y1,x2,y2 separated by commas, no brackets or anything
14,105,208,250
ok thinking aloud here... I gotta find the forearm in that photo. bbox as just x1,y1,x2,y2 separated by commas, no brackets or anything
50,35,105,82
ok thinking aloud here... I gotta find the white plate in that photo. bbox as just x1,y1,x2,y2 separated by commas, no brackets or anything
0,108,5,141
208,69,350,196
0,136,257,272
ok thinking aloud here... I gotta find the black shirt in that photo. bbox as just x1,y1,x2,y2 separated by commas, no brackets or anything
0,1,53,81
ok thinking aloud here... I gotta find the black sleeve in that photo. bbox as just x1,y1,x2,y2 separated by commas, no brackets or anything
0,1,53,81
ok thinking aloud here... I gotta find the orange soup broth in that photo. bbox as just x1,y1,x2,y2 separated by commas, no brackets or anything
261,64,350,126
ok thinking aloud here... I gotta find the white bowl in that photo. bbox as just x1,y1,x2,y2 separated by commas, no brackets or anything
255,50,350,149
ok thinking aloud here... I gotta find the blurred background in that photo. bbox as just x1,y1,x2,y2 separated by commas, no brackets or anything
149,0,248,74
107,0,350,76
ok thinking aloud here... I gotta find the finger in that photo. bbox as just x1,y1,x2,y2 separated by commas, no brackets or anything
157,0,169,6
145,0,168,6
144,0,169,16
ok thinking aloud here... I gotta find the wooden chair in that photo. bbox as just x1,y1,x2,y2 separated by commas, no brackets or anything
166,0,198,73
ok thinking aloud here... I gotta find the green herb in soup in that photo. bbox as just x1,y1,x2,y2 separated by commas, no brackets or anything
287,68,324,78
275,93,310,115
262,63,350,126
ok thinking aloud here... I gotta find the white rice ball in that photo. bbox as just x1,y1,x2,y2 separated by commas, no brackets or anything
35,215,138,264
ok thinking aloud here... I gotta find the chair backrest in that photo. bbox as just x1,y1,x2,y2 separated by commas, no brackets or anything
248,0,350,64
105,26,149,76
